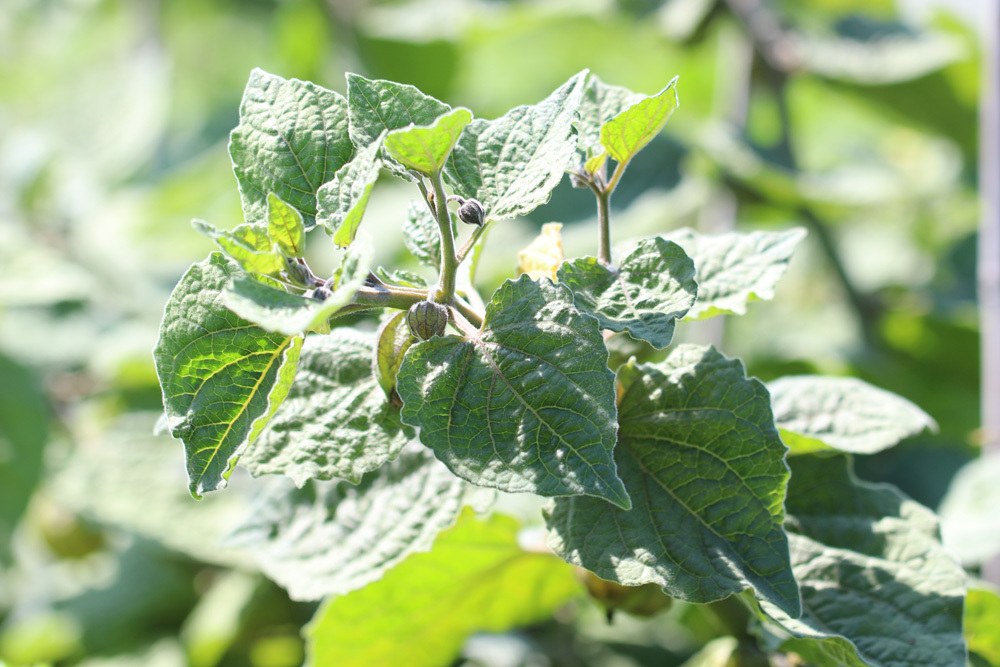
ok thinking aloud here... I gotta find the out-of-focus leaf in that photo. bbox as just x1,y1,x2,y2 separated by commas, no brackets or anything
0,353,48,563
965,586,1000,667
228,449,465,601
769,375,936,455
304,510,580,667
939,455,1000,567
517,223,564,282
664,227,806,319
181,570,258,667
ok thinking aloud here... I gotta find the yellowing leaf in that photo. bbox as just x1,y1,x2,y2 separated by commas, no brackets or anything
517,223,564,281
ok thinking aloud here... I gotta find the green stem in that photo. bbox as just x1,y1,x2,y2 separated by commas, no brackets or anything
351,284,425,310
596,189,613,266
456,220,491,265
430,170,459,302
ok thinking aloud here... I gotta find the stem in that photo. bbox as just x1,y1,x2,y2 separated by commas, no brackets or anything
596,190,613,266
350,284,426,310
456,220,491,264
430,170,459,302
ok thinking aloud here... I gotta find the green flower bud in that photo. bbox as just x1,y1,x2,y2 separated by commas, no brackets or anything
406,300,449,340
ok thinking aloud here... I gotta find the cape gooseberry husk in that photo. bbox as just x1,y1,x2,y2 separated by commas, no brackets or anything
406,300,449,340
578,569,673,621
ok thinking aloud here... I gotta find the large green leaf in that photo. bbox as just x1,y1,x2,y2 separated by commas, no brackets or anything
599,77,679,166
769,375,936,455
758,455,966,667
575,74,644,165
0,353,48,563
305,510,580,667
221,242,371,336
346,74,451,179
241,329,411,485
154,253,303,497
316,136,384,247
965,586,1000,667
384,107,473,175
229,69,353,226
545,345,801,617
192,220,284,276
397,274,630,509
557,237,697,348
228,449,464,601
444,70,588,221
664,227,806,319
939,455,1000,567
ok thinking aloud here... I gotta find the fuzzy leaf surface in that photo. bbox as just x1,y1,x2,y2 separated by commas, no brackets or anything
153,253,302,496
444,70,587,221
230,69,353,226
193,220,284,276
402,200,441,269
397,274,630,509
758,455,967,667
305,511,580,667
558,237,697,348
229,449,464,601
241,329,411,485
384,107,473,175
316,137,383,247
222,242,371,336
546,345,801,617
769,375,936,455
346,74,451,179
600,77,679,165
664,227,806,319
266,192,305,257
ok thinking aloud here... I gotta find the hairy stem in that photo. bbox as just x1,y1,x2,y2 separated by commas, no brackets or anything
430,170,459,302
456,220,491,264
596,190,613,266
452,296,484,329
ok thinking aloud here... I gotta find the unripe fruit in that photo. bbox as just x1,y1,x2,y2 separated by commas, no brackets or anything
578,569,673,622
406,300,449,340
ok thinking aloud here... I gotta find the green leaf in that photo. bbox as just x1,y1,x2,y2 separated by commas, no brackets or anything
384,107,473,175
316,136,383,247
229,69,353,226
575,74,644,167
0,353,48,563
444,70,588,221
402,200,440,269
769,375,936,455
266,192,305,258
305,510,580,667
397,274,630,509
940,455,1000,567
557,237,697,348
545,345,801,617
153,253,303,497
757,454,967,667
965,586,1000,667
241,329,411,485
192,220,284,276
228,449,465,601
373,311,416,400
600,77,679,166
346,74,452,179
221,242,371,336
663,227,806,319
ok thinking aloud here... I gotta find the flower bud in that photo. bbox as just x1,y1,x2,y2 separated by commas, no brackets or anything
457,198,485,227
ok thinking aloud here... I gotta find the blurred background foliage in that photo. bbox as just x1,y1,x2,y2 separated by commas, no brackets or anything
0,0,995,665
